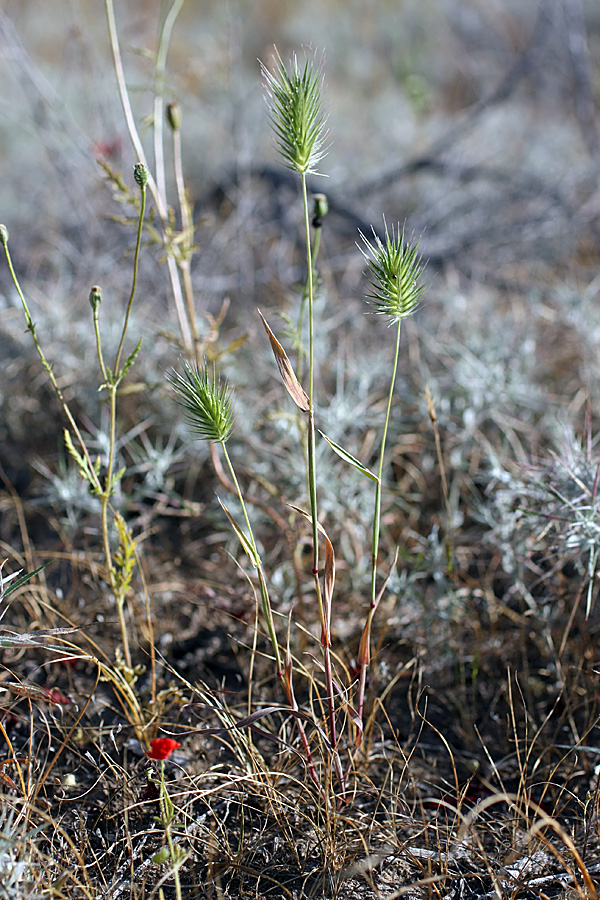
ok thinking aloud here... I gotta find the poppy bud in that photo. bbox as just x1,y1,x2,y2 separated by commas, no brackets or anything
134,162,149,188
89,285,102,313
312,193,328,228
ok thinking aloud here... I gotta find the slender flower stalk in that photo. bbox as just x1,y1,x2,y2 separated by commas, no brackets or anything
146,738,184,900
356,223,426,741
98,163,148,670
261,51,342,777
296,194,328,385
167,101,199,350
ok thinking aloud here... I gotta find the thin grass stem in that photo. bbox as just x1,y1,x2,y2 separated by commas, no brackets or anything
171,111,199,351
104,0,193,351
153,0,184,208
357,320,402,734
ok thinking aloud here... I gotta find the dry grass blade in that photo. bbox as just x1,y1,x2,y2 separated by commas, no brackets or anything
258,309,310,412
289,503,335,636
0,626,81,649
358,549,398,668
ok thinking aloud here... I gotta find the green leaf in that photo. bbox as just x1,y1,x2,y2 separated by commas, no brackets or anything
152,847,171,865
218,498,260,567
319,432,380,482
119,337,143,381
64,429,100,489
0,560,51,602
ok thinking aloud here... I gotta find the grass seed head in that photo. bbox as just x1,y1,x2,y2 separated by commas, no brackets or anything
360,222,427,323
261,48,328,175
168,359,234,444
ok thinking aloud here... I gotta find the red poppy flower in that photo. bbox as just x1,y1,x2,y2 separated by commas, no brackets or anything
145,738,181,760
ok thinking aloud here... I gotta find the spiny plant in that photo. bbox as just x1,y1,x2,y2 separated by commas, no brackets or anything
170,48,427,806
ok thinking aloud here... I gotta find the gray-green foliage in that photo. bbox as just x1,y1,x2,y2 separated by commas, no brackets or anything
0,809,36,900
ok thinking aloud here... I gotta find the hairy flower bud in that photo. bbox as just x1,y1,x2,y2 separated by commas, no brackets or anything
89,285,102,313
0,224,8,247
133,162,149,188
166,102,181,131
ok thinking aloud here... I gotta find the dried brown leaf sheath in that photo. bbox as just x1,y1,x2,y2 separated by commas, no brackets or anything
258,310,310,412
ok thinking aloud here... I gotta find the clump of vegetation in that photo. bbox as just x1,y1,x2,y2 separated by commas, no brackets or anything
1,3,600,899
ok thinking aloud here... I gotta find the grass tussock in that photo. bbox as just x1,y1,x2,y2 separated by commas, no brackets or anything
2,3,600,898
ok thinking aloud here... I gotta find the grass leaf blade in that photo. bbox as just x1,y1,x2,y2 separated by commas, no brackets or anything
320,432,380,482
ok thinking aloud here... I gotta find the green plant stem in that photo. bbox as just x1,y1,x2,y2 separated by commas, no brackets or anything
93,306,108,384
102,387,131,670
300,174,340,779
158,760,183,900
100,180,147,671
301,174,319,558
357,319,402,730
372,320,401,594
1,240,102,496
296,223,322,383
113,183,146,376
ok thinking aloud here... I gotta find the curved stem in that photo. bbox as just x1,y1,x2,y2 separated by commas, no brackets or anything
370,319,402,602
356,319,402,734
113,183,146,376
